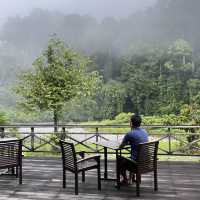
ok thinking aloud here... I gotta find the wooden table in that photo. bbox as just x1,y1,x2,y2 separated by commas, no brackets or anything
94,140,130,189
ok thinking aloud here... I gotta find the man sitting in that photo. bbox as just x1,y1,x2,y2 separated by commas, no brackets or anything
119,114,148,185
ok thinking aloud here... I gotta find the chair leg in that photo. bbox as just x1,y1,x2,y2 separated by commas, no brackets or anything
154,169,158,191
136,173,140,197
11,167,15,175
19,164,22,184
63,169,66,188
116,155,120,190
75,173,78,195
82,171,85,182
16,167,18,177
97,164,101,190
129,172,136,184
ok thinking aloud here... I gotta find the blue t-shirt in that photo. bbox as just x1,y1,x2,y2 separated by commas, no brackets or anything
122,127,148,160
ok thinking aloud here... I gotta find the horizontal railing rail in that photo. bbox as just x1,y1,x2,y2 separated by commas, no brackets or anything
0,124,200,156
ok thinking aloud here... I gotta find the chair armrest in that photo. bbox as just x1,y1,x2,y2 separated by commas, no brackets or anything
77,154,100,163
118,145,131,157
76,151,85,158
122,145,131,150
121,146,131,153
119,156,138,165
127,158,137,165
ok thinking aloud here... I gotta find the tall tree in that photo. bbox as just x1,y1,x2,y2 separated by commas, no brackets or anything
97,80,126,119
164,39,193,107
14,38,101,129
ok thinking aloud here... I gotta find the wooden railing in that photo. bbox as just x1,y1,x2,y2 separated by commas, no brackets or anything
0,124,200,156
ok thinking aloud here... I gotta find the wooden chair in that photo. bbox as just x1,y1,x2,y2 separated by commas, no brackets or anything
118,140,159,196
0,139,23,184
60,140,101,195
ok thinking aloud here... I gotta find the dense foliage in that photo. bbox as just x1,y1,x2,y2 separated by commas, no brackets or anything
0,111,7,125
1,0,200,122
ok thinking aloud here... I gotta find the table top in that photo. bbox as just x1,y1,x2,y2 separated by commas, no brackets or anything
94,140,121,150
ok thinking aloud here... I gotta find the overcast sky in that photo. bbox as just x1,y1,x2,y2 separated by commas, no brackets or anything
0,0,157,24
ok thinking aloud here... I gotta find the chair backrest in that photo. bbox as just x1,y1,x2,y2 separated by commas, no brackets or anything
0,139,22,168
136,140,159,173
60,140,77,172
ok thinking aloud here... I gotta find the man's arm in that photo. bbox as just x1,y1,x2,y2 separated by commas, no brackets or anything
119,140,126,149
119,134,128,149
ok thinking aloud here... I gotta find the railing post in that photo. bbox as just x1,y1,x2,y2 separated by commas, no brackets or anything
96,127,99,151
168,127,172,155
31,127,35,152
0,127,5,138
61,127,66,140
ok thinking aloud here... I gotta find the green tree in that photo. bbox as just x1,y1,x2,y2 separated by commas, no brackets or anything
97,80,126,119
163,39,193,109
121,46,162,115
0,111,7,125
14,38,101,129
63,97,99,122
187,79,200,104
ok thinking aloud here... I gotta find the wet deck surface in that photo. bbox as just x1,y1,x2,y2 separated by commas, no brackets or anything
0,158,199,200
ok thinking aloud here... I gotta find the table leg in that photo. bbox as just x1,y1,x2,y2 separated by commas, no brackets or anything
116,149,120,189
104,146,108,179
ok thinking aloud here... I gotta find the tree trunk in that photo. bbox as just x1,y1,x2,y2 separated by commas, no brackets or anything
53,110,58,133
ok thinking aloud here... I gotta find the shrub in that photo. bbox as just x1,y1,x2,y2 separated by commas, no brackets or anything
0,111,8,125
114,112,133,123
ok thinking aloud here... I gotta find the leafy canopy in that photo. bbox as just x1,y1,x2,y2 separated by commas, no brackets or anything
15,38,101,120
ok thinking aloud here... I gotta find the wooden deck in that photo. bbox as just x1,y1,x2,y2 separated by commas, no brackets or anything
0,158,199,200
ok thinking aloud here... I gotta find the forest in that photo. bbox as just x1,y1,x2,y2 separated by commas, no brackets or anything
0,0,200,123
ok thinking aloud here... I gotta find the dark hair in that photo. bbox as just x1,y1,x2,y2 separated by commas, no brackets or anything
131,115,142,127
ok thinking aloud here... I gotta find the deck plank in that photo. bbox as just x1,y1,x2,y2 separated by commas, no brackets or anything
0,158,199,200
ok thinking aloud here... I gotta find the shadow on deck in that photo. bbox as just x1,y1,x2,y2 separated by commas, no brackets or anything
0,158,199,200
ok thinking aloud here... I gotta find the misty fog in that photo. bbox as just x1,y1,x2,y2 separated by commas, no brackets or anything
1,0,200,122
0,0,156,24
